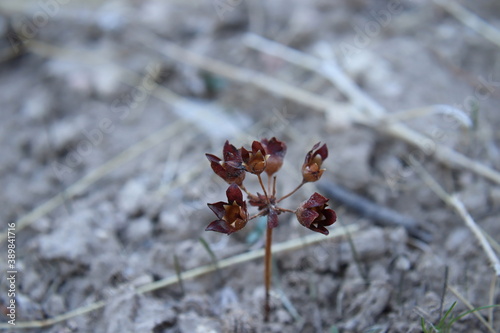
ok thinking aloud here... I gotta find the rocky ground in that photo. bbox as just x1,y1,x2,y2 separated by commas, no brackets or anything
1,0,500,332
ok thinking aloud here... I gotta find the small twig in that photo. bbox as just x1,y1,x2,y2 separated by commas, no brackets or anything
411,159,500,277
0,224,360,329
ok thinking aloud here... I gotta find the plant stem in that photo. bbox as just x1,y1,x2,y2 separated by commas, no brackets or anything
267,174,272,195
264,226,273,322
277,180,305,203
248,210,267,221
272,176,277,197
277,207,295,214
257,173,269,200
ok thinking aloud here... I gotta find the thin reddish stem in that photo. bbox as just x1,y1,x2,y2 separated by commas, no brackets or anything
264,226,273,322
272,176,277,198
276,207,295,214
248,210,267,221
239,183,259,201
277,180,305,203
257,173,269,201
267,174,272,196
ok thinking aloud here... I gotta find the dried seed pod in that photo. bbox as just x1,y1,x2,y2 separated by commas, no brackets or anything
206,141,246,186
302,142,328,183
206,184,249,235
296,192,336,235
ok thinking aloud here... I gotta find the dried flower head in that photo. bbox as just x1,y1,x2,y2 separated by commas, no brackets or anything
260,137,287,176
295,192,336,235
205,138,335,322
302,142,328,183
206,140,245,186
241,141,268,175
206,184,249,235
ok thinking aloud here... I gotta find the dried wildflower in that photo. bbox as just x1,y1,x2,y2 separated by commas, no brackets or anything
260,137,287,176
295,192,336,235
206,140,245,186
205,138,335,321
241,141,268,174
206,184,248,235
302,142,328,183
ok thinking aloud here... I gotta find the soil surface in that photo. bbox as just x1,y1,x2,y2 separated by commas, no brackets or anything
1,1,500,332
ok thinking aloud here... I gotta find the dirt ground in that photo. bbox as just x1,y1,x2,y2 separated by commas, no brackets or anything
1,0,500,332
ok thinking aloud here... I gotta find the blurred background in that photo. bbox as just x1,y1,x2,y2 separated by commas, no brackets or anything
1,0,500,332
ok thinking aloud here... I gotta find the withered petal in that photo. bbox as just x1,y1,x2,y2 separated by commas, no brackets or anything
316,143,328,160
226,183,244,204
208,160,227,178
323,208,337,226
309,224,329,235
262,137,287,156
239,146,250,161
206,153,221,163
223,141,242,163
206,220,232,234
207,202,226,219
303,192,329,209
251,141,266,155
297,208,319,228
310,142,321,151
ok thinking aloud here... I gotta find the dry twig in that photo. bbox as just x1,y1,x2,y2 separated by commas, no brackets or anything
411,159,500,277
433,0,500,49
241,33,500,186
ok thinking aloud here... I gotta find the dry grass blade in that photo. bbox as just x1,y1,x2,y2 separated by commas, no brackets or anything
448,285,497,333
411,158,500,277
489,275,497,326
133,32,342,113
0,224,360,329
433,0,500,49
242,33,500,186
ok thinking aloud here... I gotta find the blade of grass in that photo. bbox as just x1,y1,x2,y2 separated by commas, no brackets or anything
173,253,185,295
198,236,223,282
448,285,497,333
